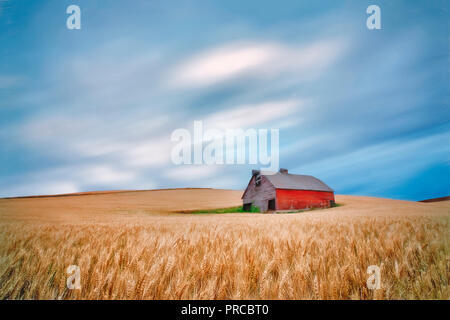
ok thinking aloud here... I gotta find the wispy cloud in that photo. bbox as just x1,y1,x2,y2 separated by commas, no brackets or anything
203,99,303,129
169,39,346,88
81,165,136,184
170,42,278,87
165,165,220,181
8,181,80,197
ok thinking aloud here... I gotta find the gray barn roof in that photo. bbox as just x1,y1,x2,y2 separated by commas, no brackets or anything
262,172,334,192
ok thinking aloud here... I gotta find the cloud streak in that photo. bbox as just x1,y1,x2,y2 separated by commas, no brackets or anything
169,39,346,88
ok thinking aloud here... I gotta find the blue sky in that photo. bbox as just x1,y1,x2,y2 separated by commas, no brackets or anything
0,0,448,200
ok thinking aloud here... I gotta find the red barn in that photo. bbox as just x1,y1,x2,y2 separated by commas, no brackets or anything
242,168,335,212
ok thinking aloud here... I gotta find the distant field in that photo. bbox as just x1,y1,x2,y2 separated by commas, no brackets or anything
0,188,243,223
0,189,448,299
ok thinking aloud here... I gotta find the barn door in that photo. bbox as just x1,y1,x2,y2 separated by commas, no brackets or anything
268,199,276,211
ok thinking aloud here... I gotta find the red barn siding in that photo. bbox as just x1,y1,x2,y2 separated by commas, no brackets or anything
276,189,334,210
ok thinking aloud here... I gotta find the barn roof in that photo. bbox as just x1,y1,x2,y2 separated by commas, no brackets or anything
262,171,334,192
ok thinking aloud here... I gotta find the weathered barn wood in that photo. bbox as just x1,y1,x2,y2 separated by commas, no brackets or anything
242,174,276,212
242,169,335,212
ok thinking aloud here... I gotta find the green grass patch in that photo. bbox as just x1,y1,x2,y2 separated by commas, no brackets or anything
182,203,342,214
331,202,343,208
189,205,260,214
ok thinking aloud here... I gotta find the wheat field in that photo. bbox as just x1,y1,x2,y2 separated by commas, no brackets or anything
0,189,448,299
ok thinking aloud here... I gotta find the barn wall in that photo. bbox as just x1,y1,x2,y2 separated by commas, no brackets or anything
242,175,276,212
276,189,335,210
